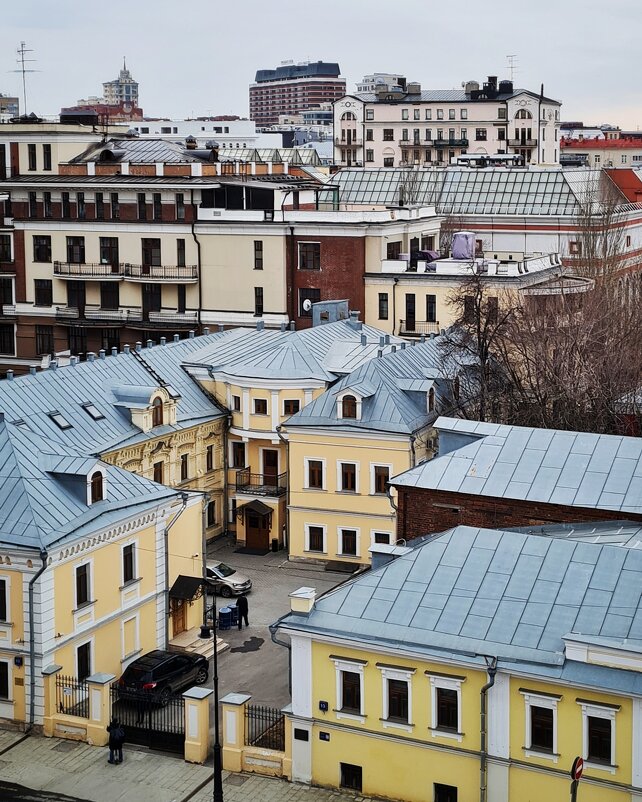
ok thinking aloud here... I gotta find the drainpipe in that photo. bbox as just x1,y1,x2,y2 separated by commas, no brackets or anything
275,423,289,550
189,188,203,332
409,433,417,468
392,276,399,336
480,656,498,802
27,549,49,732
223,411,231,537
269,614,292,694
164,492,189,649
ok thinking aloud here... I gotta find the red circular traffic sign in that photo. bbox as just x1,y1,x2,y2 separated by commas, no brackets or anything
571,756,584,781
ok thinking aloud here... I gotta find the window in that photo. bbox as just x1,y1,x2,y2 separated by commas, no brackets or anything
413,108,420,120
434,784,458,802
31,235,51,264
0,235,10,263
207,501,216,528
383,157,394,167
142,238,161,267
498,129,506,141
77,192,86,220
175,193,185,220
463,296,475,323
522,691,559,758
401,129,409,142
373,531,391,545
307,459,324,489
487,296,498,324
365,149,374,162
436,688,458,731
569,241,582,255
383,129,394,141
177,238,186,267
281,398,299,416
626,235,632,248
460,109,468,120
43,191,52,218
340,764,362,792
99,236,119,268
232,395,241,412
177,284,186,314
388,679,409,722
153,193,162,221
476,129,487,141
110,193,120,220
340,528,358,556
425,109,432,120
152,397,163,426
448,109,455,120
378,292,389,320
0,278,11,307
100,281,119,311
340,671,361,714
82,403,104,421
498,107,507,119
254,286,263,316
0,661,8,699
531,706,554,752
0,579,6,621
32,280,52,310
28,143,36,171
341,395,357,419
29,192,37,218
387,241,402,260
95,192,104,220
232,442,246,469
137,193,147,220
77,642,91,681
365,129,373,141
299,288,320,316
436,109,444,120
426,294,436,322
298,242,320,270
76,563,90,607
254,240,263,270
340,462,357,492
402,109,409,120
306,525,325,552
0,324,13,356
206,445,214,472
153,461,163,484
180,453,189,481
580,701,617,767
373,465,389,495
122,544,135,584
66,236,85,264
62,192,70,218
36,325,54,355
428,387,436,412
90,471,103,503
42,143,52,171
254,398,268,415
68,327,86,355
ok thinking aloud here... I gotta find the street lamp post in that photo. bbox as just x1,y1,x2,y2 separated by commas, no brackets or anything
200,595,224,802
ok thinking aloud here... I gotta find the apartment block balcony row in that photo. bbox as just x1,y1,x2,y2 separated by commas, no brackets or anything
55,305,198,327
53,262,199,283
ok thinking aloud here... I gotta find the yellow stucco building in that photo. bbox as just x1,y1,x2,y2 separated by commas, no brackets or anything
276,523,642,802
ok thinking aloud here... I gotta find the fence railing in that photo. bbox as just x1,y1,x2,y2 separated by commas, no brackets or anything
235,469,287,496
55,674,89,718
399,319,441,336
245,704,285,751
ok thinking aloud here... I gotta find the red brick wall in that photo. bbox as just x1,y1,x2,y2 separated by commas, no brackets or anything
287,234,365,327
396,486,642,541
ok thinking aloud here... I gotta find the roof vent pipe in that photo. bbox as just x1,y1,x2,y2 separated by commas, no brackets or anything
99,349,106,360
280,321,286,331
360,334,367,346
379,335,385,347
218,325,224,332
6,370,13,381
429,332,436,339
123,344,130,354
160,337,166,346
135,342,142,352
70,356,77,366
87,353,95,363
203,327,210,336
385,334,391,345
111,347,118,356
173,334,180,343
391,345,397,353
256,320,265,331
146,339,153,349
440,328,446,336
377,349,383,358
400,342,406,349
29,365,37,376
290,321,295,331
189,330,195,339
420,334,426,343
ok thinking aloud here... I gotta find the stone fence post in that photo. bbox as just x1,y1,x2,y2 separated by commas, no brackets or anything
220,692,251,772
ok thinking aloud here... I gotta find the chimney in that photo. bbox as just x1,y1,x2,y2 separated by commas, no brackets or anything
189,330,195,339
146,339,153,349
429,332,436,339
289,587,316,615
280,321,286,332
99,349,106,360
29,365,37,376
6,370,13,381
111,347,118,356
135,342,142,352
203,327,210,335
173,334,180,343
123,344,131,354
160,337,166,346
347,309,362,330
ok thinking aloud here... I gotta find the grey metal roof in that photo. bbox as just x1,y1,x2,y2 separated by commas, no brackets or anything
391,417,642,516
70,138,202,164
278,524,642,691
355,88,560,104
0,418,179,551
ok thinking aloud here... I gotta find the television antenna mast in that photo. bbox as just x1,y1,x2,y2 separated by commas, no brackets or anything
506,55,518,83
11,42,38,116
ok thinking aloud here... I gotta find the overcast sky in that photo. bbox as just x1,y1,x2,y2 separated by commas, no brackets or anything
3,0,641,129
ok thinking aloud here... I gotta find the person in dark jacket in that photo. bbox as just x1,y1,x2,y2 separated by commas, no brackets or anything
107,718,125,764
237,593,249,629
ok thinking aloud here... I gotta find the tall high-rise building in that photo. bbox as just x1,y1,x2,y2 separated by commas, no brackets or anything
249,61,345,127
102,59,139,107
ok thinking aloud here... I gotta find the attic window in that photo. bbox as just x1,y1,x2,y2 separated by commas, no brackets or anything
90,471,104,503
428,387,436,412
82,403,104,421
152,397,163,427
49,411,72,430
342,396,357,419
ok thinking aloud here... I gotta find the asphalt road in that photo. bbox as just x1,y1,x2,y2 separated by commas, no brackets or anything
0,781,91,802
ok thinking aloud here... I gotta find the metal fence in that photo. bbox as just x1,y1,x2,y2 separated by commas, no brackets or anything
245,704,285,751
55,674,89,718
110,684,186,753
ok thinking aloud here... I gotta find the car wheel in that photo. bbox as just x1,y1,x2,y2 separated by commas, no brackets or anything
220,586,232,598
195,667,208,685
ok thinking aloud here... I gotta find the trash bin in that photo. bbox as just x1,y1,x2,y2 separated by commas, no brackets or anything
271,538,279,553
229,604,239,626
218,607,232,630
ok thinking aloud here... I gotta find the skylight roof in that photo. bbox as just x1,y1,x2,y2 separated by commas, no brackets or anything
48,411,72,430
82,403,105,421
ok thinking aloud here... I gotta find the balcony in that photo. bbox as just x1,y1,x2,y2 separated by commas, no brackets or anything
55,305,143,325
54,262,122,280
123,264,199,283
143,310,199,328
432,138,469,148
509,138,538,148
399,319,441,336
235,468,287,497
334,137,362,147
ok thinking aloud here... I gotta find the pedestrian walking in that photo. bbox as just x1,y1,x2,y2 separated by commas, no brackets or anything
107,718,126,764
237,593,249,629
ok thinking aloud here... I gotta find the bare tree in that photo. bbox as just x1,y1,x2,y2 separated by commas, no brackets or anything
438,216,466,257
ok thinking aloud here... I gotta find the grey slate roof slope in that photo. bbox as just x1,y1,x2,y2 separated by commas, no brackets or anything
0,334,227,455
285,338,452,434
278,524,642,692
0,418,179,550
69,137,203,164
391,417,642,516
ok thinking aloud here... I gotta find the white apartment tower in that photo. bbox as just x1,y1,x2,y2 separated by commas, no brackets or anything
103,59,139,107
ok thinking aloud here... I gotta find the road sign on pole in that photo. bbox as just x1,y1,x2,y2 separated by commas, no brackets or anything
571,756,584,781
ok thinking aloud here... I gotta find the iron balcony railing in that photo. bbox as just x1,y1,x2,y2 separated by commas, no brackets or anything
509,138,538,147
146,310,198,325
235,469,287,497
399,319,441,336
335,137,362,147
54,261,122,278
55,305,144,324
123,263,198,281
432,138,469,147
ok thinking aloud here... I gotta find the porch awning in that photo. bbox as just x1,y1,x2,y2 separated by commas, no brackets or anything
169,574,203,601
238,499,273,517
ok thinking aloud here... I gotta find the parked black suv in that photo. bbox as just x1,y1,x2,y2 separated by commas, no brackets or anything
117,650,209,702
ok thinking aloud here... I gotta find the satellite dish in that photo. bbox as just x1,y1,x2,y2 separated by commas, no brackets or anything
302,299,313,312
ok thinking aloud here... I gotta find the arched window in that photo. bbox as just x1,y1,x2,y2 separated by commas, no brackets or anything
341,112,357,121
152,397,163,426
90,471,104,503
428,387,436,412
515,109,532,119
342,395,357,419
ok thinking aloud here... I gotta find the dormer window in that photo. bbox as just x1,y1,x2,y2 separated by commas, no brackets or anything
342,396,357,419
428,387,436,412
152,397,163,426
90,471,104,503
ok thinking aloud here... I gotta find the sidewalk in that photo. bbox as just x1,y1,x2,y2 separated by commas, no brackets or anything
0,731,378,802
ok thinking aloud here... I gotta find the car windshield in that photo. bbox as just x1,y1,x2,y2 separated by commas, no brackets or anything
215,563,235,578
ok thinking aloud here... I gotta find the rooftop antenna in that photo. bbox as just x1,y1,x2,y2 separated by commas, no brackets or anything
11,42,38,116
506,55,518,83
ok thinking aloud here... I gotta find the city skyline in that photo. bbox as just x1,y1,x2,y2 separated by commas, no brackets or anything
2,0,641,129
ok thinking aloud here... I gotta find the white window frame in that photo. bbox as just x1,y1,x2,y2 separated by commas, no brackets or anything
336,391,362,421
521,690,559,761
304,523,327,554
0,658,12,701
378,664,415,732
75,637,94,680
370,530,393,547
333,658,366,723
579,700,618,773
337,526,360,558
121,540,137,586
253,396,269,415
86,468,106,505
303,457,326,490
428,674,464,741
282,397,301,417
370,463,392,496
229,439,247,469
336,460,359,493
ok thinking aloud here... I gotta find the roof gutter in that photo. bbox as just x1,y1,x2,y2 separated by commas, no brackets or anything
27,549,49,732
